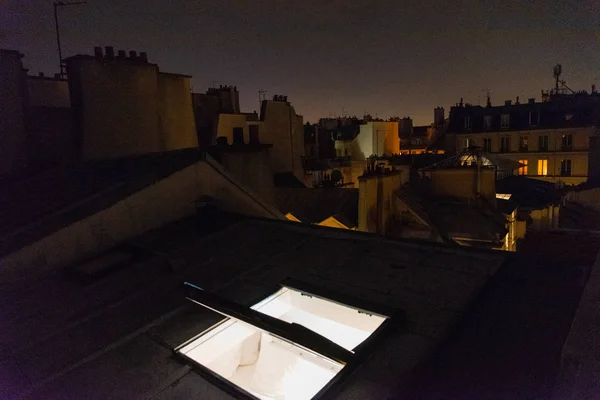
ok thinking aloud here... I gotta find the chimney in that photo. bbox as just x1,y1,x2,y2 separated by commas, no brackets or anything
516,96,520,104
232,127,244,145
434,107,445,125
139,52,148,62
94,46,103,59
129,50,137,60
104,46,115,59
504,100,512,106
117,50,126,59
528,98,535,104
38,72,45,77
54,73,61,79
216,136,228,146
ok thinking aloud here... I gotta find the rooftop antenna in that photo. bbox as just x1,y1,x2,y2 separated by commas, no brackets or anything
553,64,562,94
53,1,87,78
258,89,267,108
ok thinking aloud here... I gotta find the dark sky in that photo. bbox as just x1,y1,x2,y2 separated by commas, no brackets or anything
2,0,599,124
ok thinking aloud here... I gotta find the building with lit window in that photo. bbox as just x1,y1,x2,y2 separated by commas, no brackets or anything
448,92,600,186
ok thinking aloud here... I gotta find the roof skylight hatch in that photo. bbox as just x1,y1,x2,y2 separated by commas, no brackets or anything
177,280,397,400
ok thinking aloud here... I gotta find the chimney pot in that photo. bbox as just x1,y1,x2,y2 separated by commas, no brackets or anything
528,98,535,104
105,46,115,59
505,100,512,106
117,50,126,59
129,50,137,60
38,72,45,77
93,46,103,58
139,52,148,62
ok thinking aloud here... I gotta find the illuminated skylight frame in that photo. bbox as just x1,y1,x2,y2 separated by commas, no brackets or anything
176,279,399,400
496,193,512,200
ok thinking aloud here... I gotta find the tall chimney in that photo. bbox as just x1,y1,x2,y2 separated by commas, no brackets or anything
104,46,115,59
94,46,103,58
129,50,137,60
117,50,126,59
139,52,148,62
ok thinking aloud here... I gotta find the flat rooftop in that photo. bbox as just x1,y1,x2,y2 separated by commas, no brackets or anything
0,214,506,400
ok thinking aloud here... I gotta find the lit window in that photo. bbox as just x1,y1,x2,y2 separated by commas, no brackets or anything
518,159,528,175
484,115,492,130
537,159,548,176
501,113,510,128
178,282,390,400
496,193,512,200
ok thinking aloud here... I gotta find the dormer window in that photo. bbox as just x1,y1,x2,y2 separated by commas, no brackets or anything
464,116,472,130
484,115,492,130
501,114,510,128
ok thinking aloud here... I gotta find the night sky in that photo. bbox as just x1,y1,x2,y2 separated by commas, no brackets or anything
2,0,599,124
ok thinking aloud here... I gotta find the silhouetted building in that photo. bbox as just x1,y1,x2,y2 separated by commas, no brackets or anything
65,46,198,160
0,50,30,176
0,49,77,175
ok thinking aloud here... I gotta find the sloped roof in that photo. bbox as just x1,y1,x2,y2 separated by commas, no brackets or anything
0,149,206,256
273,172,306,188
395,185,507,244
496,175,559,209
0,214,506,400
410,230,600,399
275,187,359,227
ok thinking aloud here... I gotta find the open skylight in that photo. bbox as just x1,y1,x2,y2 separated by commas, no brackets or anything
178,284,388,400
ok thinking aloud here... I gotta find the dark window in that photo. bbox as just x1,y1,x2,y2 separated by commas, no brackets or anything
232,127,244,144
500,137,511,153
539,135,549,151
529,111,539,126
519,136,528,151
484,115,492,130
501,114,510,128
249,125,259,144
483,138,492,152
464,117,472,130
560,159,572,176
561,134,573,151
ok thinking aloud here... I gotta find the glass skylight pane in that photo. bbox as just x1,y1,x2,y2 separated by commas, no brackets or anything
251,287,386,351
179,286,388,399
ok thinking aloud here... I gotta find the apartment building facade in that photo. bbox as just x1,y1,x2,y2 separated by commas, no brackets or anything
449,94,600,185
